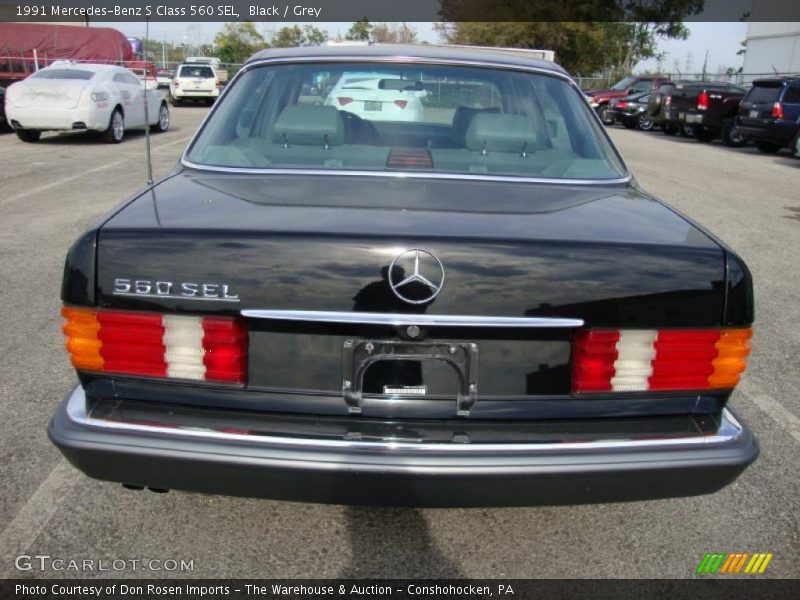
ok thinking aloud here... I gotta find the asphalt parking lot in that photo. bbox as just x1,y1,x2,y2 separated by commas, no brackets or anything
0,107,798,579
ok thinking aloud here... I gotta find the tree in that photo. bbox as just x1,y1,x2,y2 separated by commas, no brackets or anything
435,22,620,76
436,0,704,76
345,18,372,41
271,25,304,48
371,23,418,44
303,25,328,46
213,22,267,65
270,25,328,47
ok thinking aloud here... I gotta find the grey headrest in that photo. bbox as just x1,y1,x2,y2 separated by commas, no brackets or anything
272,105,344,146
451,106,500,146
465,113,538,153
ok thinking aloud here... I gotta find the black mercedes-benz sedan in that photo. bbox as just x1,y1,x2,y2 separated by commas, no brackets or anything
49,45,757,507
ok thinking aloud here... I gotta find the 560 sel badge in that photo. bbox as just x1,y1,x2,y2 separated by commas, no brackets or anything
112,278,240,302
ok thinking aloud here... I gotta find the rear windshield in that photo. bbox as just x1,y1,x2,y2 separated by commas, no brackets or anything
31,69,95,80
187,62,626,181
746,84,782,104
180,65,214,78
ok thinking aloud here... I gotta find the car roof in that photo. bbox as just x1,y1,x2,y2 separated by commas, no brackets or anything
44,62,121,73
245,44,567,75
752,77,800,86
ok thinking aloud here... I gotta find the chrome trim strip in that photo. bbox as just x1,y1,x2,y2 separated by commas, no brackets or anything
64,386,744,455
240,310,584,328
178,55,632,185
179,162,631,185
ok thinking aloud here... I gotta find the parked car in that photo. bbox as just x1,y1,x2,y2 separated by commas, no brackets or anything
324,73,427,122
0,86,8,131
50,45,757,507
647,80,746,143
156,68,174,89
4,62,169,143
185,55,228,84
680,83,749,145
605,91,655,130
585,75,670,125
169,62,220,106
735,77,800,153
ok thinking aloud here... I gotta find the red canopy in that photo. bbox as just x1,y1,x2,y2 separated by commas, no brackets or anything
0,23,133,81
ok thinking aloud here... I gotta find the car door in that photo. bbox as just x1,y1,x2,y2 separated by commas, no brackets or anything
124,71,147,127
113,70,145,127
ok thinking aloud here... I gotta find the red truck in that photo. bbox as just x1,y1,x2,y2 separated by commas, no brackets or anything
585,75,671,125
0,23,133,87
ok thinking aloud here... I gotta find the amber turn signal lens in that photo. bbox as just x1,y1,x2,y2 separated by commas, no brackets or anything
708,327,753,389
61,306,104,371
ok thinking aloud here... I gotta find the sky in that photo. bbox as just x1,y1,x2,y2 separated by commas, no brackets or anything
106,21,749,75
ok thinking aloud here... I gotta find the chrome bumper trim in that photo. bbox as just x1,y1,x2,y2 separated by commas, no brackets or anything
64,386,744,455
240,310,584,329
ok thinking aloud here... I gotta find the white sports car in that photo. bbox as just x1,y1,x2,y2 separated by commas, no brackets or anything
324,73,427,122
5,62,169,143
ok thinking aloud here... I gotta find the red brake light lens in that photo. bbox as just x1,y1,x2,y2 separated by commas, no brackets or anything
62,307,247,385
572,328,752,394
394,99,408,109
337,97,353,106
772,102,784,119
665,95,672,107
697,90,709,110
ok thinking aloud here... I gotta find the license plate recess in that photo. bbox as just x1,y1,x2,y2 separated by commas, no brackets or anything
342,339,479,416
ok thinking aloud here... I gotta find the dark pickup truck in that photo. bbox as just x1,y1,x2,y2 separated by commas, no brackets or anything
648,81,748,145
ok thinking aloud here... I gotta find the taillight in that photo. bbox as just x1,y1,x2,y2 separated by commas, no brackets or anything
572,328,751,394
215,79,221,88
62,307,247,385
337,97,353,106
173,80,180,88
697,90,709,111
394,99,408,109
617,101,629,109
665,95,672,107
772,102,784,119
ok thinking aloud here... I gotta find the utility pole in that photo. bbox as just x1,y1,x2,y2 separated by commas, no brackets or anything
701,49,709,80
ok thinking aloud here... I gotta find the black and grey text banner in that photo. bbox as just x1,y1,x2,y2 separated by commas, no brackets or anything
1,0,800,23
4,580,800,600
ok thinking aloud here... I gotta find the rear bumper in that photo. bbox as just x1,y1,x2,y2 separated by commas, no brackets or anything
172,88,219,99
735,120,799,145
6,105,109,131
49,386,758,507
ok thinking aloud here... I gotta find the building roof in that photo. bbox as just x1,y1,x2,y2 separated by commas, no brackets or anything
246,44,566,75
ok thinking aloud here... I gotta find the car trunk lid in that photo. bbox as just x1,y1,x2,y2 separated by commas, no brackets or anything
8,79,87,109
92,172,726,402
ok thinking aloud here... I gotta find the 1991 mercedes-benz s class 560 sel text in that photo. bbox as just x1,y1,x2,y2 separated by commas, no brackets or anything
49,45,757,507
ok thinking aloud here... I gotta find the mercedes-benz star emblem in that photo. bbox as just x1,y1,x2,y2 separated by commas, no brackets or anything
388,249,445,305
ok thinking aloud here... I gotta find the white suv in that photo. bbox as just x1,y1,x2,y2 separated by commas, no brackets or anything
170,63,219,106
